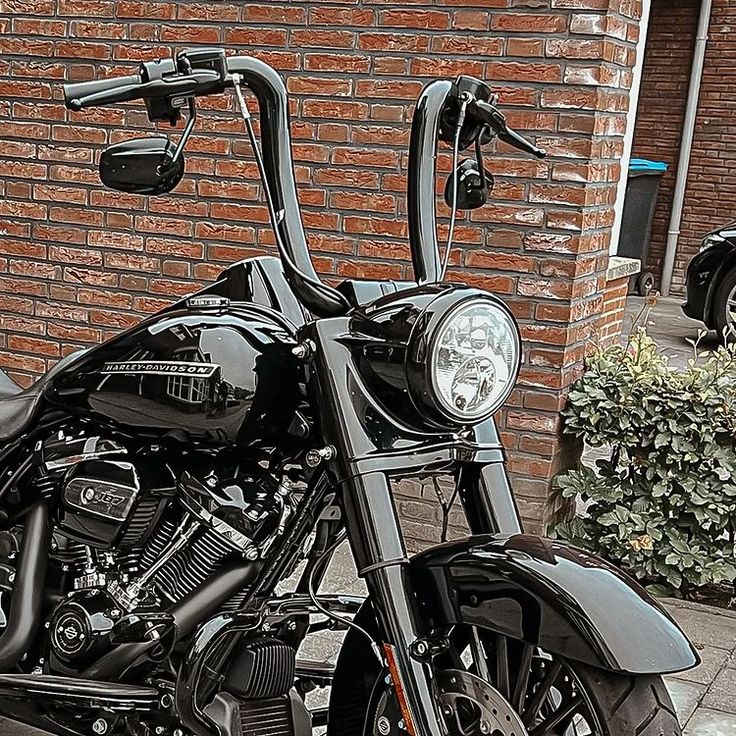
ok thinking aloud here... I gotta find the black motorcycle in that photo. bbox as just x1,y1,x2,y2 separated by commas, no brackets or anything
0,48,695,736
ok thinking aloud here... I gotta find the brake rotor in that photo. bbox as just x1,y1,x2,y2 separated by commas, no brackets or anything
372,669,528,736
436,669,528,736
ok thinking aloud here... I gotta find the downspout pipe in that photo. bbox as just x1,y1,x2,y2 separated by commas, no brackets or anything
661,0,713,296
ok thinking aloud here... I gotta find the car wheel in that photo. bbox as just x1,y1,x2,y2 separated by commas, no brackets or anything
713,266,736,341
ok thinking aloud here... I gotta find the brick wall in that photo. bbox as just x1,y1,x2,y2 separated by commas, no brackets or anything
633,0,736,295
631,0,697,289
597,274,629,346
674,0,736,293
0,0,641,534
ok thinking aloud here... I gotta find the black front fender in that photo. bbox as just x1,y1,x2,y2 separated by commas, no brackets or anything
327,534,698,736
410,534,698,675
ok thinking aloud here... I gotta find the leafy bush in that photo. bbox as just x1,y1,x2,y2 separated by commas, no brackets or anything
551,327,736,597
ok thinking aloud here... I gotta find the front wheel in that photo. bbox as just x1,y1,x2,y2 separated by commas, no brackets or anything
330,622,681,736
713,265,736,340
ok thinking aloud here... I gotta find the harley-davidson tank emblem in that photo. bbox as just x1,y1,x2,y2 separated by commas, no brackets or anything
102,361,219,377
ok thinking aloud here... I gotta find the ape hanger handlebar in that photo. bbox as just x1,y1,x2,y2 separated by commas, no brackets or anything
63,48,544,316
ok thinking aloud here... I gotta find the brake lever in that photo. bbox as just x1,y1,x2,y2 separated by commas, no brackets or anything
498,127,546,160
470,99,546,159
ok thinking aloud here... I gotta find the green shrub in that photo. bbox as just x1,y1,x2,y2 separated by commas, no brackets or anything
551,327,736,597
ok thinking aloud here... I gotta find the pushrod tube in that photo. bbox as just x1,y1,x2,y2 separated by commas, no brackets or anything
225,56,348,318
408,80,454,285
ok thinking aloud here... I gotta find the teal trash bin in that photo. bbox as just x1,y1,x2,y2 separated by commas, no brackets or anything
619,158,667,295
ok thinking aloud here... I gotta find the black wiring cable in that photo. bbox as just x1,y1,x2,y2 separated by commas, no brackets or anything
306,531,384,665
440,93,471,281
231,74,349,316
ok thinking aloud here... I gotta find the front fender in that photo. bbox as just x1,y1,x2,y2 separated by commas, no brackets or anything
410,534,698,674
327,534,698,736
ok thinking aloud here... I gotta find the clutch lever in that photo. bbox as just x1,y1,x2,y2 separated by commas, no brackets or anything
68,69,222,111
471,98,546,159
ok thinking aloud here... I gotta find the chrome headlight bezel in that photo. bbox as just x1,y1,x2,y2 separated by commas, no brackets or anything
406,290,521,426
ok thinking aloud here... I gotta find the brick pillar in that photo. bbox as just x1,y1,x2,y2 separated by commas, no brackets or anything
0,1,641,539
396,3,644,540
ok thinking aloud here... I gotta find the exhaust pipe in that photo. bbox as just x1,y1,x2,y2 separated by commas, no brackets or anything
83,561,261,680
0,501,50,672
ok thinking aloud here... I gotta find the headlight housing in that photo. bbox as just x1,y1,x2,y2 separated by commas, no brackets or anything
408,293,521,425
700,233,725,252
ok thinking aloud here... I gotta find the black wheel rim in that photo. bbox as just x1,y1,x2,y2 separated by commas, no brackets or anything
726,284,736,333
436,626,604,736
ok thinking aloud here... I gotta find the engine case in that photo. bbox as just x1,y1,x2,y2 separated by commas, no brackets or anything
49,590,118,668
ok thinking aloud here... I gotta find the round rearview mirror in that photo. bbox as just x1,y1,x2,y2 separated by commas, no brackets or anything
99,136,184,195
444,158,494,211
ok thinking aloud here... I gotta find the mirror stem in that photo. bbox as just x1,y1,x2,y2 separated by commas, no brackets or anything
172,97,197,163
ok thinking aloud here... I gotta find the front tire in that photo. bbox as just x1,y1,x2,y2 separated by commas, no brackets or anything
328,615,681,736
567,661,680,736
713,265,736,340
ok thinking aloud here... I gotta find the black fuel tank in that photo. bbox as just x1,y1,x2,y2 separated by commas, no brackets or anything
47,301,304,449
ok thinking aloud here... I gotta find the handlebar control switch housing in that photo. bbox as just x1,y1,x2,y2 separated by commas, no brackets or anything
140,57,180,124
177,47,228,82
440,75,494,150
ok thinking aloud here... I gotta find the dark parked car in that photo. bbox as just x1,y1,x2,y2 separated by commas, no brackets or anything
683,221,736,337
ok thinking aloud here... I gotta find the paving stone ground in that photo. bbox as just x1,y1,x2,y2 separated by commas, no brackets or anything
662,599,736,734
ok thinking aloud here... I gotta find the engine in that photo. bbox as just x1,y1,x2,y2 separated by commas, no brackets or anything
34,430,293,670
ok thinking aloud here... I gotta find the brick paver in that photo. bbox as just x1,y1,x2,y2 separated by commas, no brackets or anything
664,599,736,733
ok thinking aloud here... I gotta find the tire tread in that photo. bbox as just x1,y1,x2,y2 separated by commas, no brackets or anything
574,663,681,736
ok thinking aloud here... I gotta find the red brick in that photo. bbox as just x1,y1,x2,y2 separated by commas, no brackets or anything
288,77,352,97
331,147,400,168
431,34,504,56
178,3,239,21
304,54,371,73
291,30,356,49
378,10,450,29
0,38,55,57
115,1,175,19
58,0,112,14
355,79,424,100
243,4,306,23
2,0,55,13
0,160,47,180
308,8,375,25
55,40,111,59
358,32,430,53
491,13,568,32
11,17,65,34
452,10,491,30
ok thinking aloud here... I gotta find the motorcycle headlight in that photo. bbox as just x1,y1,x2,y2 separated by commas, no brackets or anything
408,295,521,425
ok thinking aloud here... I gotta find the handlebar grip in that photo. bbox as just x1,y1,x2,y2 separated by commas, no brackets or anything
63,73,141,110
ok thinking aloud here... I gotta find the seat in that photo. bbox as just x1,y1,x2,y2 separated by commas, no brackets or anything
0,350,88,443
